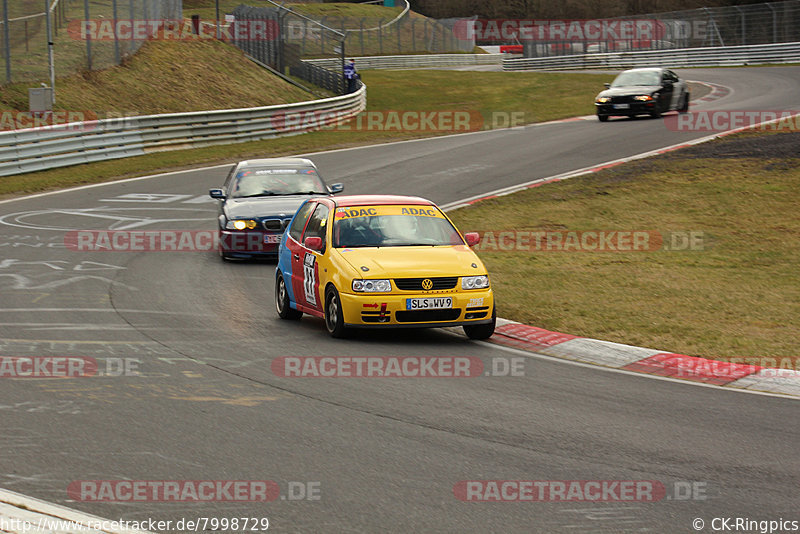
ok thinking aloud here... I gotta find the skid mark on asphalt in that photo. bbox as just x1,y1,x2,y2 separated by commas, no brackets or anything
34,382,283,407
559,506,652,532
0,399,84,414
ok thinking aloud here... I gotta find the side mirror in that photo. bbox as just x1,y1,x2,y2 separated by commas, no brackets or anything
604,83,611,89
329,183,344,194
304,236,324,252
209,188,226,199
464,232,481,247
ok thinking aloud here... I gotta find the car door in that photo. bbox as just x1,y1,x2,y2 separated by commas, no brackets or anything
667,70,683,109
294,203,331,313
659,71,674,111
284,201,317,310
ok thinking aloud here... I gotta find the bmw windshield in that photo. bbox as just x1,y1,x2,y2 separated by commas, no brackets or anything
232,167,327,198
611,71,660,87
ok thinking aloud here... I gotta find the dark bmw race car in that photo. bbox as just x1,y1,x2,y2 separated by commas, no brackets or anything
595,67,690,122
209,158,343,260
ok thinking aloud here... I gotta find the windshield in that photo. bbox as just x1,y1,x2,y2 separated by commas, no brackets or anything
611,70,660,87
333,205,464,248
231,167,326,198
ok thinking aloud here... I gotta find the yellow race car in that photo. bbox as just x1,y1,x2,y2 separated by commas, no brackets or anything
275,195,495,339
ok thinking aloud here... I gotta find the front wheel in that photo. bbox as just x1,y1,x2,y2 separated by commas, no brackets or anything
679,92,690,113
650,103,662,119
463,308,496,340
276,274,302,320
325,286,349,338
597,114,609,122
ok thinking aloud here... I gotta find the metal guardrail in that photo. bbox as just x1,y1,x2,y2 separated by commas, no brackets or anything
503,41,800,70
0,85,366,177
306,53,502,70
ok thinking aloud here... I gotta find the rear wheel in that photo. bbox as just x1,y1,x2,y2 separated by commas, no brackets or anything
463,308,496,340
275,274,302,320
325,286,349,338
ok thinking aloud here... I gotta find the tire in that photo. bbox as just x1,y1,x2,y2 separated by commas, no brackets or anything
324,286,349,338
650,103,662,119
597,114,609,122
679,92,690,113
275,274,302,320
463,307,496,340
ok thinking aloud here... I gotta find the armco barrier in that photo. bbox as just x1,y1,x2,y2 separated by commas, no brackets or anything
305,54,503,70
503,42,800,71
0,85,366,177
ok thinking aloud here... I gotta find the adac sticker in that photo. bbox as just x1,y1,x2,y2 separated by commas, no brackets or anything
335,205,444,219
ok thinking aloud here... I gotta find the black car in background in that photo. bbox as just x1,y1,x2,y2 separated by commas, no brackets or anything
209,158,343,260
595,67,690,122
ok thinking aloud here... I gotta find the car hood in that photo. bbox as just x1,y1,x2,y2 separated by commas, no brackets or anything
224,196,322,219
334,246,486,278
597,85,661,98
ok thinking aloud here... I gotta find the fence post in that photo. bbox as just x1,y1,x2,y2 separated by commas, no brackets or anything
112,0,120,64
2,0,10,83
320,16,326,56
359,18,364,55
84,0,92,70
396,16,401,53
302,19,307,55
766,3,778,42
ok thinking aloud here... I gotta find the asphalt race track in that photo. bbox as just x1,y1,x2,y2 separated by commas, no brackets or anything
1,67,799,533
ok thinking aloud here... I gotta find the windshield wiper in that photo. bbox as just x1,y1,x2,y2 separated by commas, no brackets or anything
283,191,328,196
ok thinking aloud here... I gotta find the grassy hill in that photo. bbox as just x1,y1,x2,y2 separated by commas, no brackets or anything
0,39,314,115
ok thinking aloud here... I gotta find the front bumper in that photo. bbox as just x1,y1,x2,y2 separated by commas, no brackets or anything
596,101,657,117
219,230,281,257
339,289,494,327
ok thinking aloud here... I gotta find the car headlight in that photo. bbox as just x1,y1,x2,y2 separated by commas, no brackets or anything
227,219,258,230
462,275,490,290
596,97,611,103
352,279,392,293
633,95,654,101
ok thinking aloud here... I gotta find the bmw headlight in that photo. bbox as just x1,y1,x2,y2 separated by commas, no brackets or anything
462,275,490,290
596,97,611,103
633,95,654,101
227,219,257,230
352,279,392,292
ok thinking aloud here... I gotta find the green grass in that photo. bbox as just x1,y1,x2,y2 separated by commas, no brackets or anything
0,39,313,114
0,69,610,197
447,133,800,362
